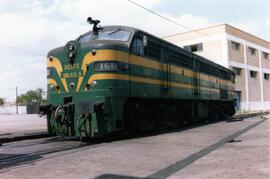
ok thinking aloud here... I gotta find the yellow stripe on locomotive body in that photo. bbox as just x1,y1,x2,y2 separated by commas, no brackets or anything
47,57,69,92
82,50,231,93
47,49,233,94
47,79,57,86
87,73,192,89
87,73,222,93
81,49,232,91
77,50,129,91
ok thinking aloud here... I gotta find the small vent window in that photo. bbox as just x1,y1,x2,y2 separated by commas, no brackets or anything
263,52,269,60
264,73,270,80
184,43,203,52
248,47,257,56
231,41,241,51
250,70,257,78
232,67,242,76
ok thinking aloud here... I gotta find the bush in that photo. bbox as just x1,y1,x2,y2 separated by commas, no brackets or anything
0,98,4,106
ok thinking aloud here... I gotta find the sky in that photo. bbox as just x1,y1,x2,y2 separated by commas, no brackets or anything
0,0,269,101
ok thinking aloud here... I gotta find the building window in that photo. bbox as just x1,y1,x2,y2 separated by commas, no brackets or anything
263,52,269,60
232,67,242,76
184,43,203,52
248,47,257,56
264,73,270,80
250,70,257,78
231,41,241,51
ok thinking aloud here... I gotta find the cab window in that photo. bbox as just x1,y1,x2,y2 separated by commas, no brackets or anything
132,37,144,56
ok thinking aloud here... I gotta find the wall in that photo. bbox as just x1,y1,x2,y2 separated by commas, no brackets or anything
0,105,26,115
228,40,245,63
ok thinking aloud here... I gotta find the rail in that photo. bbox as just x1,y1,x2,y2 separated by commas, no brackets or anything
226,111,269,122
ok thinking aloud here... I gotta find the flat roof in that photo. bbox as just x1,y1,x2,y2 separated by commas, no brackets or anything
163,24,270,49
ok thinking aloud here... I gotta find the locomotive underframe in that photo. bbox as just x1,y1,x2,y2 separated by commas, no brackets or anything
43,95,235,138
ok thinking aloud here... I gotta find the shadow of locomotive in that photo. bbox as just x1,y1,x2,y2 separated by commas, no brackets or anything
94,174,147,179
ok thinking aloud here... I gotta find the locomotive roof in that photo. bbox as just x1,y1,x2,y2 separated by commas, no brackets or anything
65,25,234,75
80,25,139,35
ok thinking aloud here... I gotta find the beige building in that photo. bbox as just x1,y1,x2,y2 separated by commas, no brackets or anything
164,24,270,111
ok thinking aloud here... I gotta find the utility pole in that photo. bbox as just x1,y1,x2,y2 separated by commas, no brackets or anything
16,86,18,115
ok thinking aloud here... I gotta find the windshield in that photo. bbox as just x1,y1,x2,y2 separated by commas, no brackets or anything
78,28,131,42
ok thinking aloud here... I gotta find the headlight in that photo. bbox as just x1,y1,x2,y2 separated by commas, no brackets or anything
47,68,52,77
91,80,97,87
68,52,75,58
49,84,54,89
68,44,75,51
94,62,118,72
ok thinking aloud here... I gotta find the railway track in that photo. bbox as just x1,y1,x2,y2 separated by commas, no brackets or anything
0,132,49,144
1,111,267,145
0,112,267,171
0,137,87,170
226,111,268,122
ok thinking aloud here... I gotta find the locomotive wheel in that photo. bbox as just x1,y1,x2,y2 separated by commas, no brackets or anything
124,102,138,133
137,103,156,131
124,100,157,132
164,106,179,129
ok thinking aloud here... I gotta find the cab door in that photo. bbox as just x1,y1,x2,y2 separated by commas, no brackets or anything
193,57,200,97
129,34,147,97
161,47,170,98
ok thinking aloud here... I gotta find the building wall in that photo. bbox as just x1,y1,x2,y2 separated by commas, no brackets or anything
261,53,270,68
262,74,270,112
263,79,270,101
246,47,259,67
234,70,247,102
228,40,245,63
194,40,225,66
164,25,226,44
248,70,261,102
225,24,269,49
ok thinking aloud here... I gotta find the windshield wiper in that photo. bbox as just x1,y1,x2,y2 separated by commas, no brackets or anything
107,28,121,36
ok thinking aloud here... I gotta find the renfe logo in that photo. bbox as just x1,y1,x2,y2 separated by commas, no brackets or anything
64,63,80,71
62,63,83,78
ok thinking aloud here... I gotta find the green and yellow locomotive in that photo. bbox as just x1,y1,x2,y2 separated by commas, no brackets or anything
40,18,236,138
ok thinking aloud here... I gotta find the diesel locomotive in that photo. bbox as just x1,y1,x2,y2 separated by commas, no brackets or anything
39,17,236,138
